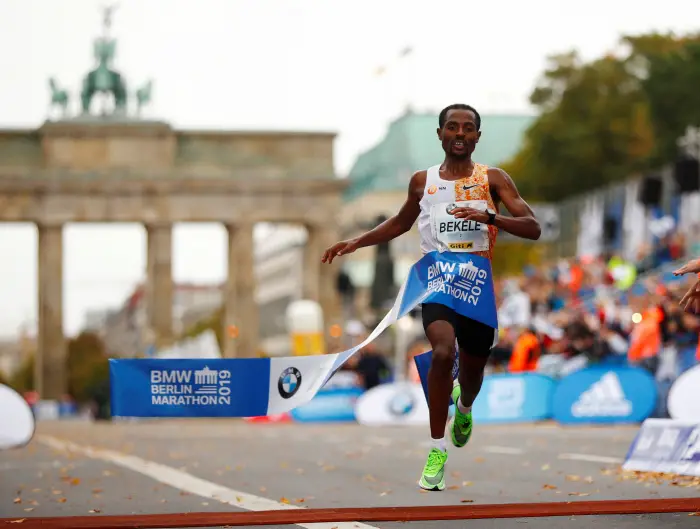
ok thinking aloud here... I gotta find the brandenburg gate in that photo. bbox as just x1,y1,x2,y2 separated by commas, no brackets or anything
0,8,346,400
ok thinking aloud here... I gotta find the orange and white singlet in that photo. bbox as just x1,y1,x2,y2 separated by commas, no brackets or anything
417,163,499,260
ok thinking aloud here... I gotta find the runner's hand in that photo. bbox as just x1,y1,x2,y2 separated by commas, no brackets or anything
673,258,700,276
679,278,700,314
322,239,360,264
449,207,488,223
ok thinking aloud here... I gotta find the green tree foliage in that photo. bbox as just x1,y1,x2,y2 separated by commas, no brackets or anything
66,332,109,403
9,354,34,393
503,32,700,201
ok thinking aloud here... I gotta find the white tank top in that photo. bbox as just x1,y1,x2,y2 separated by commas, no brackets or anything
417,163,498,259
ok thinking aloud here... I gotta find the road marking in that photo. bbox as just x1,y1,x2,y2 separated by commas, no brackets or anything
37,435,379,529
558,453,622,464
482,446,524,455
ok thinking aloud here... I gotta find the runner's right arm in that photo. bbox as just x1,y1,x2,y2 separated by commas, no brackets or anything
321,171,423,263
350,170,423,249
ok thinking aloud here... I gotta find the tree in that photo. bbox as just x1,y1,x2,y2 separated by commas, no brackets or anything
503,32,700,201
66,332,109,404
624,34,700,163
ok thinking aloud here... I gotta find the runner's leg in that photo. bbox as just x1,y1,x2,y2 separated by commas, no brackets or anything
417,303,457,491
450,316,494,448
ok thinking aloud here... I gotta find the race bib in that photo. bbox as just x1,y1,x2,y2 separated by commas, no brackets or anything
430,200,490,252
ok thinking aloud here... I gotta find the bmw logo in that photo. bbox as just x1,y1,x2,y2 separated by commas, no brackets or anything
446,203,457,215
278,367,302,399
387,391,416,417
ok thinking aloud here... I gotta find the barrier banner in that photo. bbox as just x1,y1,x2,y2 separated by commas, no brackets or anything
109,251,497,418
290,387,364,423
668,364,700,421
552,367,657,425
623,418,700,477
354,382,430,426
413,357,555,423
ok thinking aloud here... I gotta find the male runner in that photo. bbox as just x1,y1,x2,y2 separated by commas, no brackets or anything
322,104,541,490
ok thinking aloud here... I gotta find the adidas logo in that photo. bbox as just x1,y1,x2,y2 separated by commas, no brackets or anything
571,372,632,417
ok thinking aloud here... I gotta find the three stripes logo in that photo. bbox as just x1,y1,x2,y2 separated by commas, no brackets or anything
571,372,632,417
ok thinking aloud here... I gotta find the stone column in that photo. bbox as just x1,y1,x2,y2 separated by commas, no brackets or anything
302,224,322,302
36,224,66,400
146,224,173,347
316,226,342,332
223,223,258,358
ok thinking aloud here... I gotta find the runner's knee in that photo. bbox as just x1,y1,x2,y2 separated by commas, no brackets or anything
432,341,456,368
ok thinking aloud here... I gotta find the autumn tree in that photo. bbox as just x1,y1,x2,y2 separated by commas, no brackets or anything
503,32,700,201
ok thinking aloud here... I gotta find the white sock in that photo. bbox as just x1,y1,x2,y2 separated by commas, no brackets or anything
431,436,447,452
457,399,472,414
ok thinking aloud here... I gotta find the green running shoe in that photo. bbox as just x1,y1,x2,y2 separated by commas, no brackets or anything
449,380,473,448
417,447,448,491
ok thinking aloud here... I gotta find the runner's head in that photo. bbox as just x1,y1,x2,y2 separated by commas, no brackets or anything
437,104,481,160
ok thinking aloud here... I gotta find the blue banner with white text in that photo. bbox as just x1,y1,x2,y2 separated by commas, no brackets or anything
109,251,498,418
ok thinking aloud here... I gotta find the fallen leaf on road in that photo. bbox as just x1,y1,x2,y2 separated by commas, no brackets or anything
92,489,103,494
70,478,80,486
450,471,461,478
363,474,376,482
568,492,590,497
89,509,101,514
201,502,209,506
447,485,460,490
51,490,62,495
584,476,594,483
541,464,550,471
8,519,25,523
14,497,21,504
28,501,39,506
462,481,473,487
23,509,33,513
259,486,267,493
235,496,243,503
180,492,190,496
57,498,67,503
460,499,474,503
542,484,557,490
689,512,700,516
322,465,336,471
566,475,581,482
419,490,428,494
474,457,485,463
295,498,306,503
280,497,290,504
31,489,41,493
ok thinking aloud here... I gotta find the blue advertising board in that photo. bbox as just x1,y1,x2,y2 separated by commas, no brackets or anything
623,418,700,476
290,387,364,423
552,366,657,425
471,373,555,424
414,350,555,424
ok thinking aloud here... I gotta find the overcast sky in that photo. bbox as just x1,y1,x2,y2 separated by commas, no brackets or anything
0,0,697,338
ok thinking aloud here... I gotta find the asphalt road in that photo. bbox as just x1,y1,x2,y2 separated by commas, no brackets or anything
1,419,699,529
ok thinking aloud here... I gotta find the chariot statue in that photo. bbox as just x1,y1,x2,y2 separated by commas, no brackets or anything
79,4,128,116
46,3,154,121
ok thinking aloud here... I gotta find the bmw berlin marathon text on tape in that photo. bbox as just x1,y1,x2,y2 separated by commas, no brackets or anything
151,366,232,406
426,258,487,306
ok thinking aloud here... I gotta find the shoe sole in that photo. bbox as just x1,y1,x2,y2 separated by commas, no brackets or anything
417,478,445,491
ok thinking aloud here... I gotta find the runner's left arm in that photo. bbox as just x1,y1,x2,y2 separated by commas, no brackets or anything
488,168,541,241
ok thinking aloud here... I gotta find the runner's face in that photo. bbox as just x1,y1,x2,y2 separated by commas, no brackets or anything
438,109,480,159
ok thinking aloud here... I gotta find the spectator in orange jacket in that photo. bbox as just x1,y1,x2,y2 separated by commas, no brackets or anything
508,329,541,373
